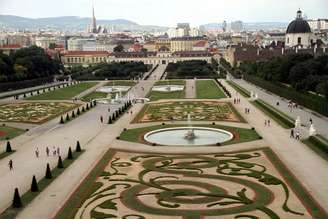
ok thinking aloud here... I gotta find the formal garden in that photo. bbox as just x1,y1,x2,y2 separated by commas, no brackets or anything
0,102,78,124
148,80,186,101
133,101,244,123
54,147,327,219
196,80,226,99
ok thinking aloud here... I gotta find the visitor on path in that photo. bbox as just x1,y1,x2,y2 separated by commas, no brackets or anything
295,131,301,140
309,118,313,125
100,116,103,123
290,129,294,138
234,99,236,104
108,108,111,113
46,147,50,157
8,159,13,170
267,119,271,126
57,147,60,156
53,147,57,156
276,101,279,106
35,148,39,158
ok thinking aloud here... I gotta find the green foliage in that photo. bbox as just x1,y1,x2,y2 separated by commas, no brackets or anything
60,116,64,124
113,44,124,52
303,135,328,161
67,147,73,159
57,156,64,168
196,80,226,99
166,60,217,79
6,141,12,152
12,188,22,208
0,46,62,83
45,163,52,179
31,175,39,192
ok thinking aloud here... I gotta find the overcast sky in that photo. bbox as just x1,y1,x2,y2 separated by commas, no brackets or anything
0,0,327,27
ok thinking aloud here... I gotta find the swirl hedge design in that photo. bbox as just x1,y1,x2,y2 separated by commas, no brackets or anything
69,148,326,219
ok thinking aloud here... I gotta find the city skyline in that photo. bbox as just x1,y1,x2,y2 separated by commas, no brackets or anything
0,0,327,27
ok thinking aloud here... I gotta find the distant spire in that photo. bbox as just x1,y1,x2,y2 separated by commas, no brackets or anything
91,0,97,33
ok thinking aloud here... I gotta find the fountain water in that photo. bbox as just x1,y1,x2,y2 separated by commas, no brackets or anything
184,114,195,140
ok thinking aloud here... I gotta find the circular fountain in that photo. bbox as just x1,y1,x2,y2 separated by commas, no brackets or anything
152,85,184,92
143,114,233,146
96,86,131,93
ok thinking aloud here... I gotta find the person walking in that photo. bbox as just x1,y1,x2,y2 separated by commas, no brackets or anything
264,120,267,126
53,146,57,156
309,118,313,125
290,128,294,138
267,119,271,127
8,159,13,170
295,131,300,140
35,148,39,158
100,115,103,123
57,147,60,156
46,147,50,157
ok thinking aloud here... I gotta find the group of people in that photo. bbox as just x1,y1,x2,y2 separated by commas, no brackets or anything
264,119,271,127
233,98,241,104
244,108,251,114
44,146,60,157
290,128,301,140
288,101,298,112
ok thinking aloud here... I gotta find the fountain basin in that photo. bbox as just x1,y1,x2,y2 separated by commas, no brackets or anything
152,85,184,92
144,127,233,146
97,86,131,93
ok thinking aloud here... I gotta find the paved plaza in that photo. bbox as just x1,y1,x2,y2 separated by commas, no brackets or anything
0,66,327,219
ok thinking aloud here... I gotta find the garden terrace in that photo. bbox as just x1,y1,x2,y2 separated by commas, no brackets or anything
54,148,327,219
148,80,186,101
133,101,244,123
165,60,217,79
0,102,79,124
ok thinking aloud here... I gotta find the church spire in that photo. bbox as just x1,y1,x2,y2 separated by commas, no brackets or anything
91,1,97,33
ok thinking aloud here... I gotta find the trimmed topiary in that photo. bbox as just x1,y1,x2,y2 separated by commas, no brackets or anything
72,111,76,118
67,147,73,159
31,175,39,192
77,108,81,115
86,104,89,110
65,113,70,121
115,111,119,117
12,188,22,208
82,106,85,112
60,116,64,124
108,116,112,124
6,141,12,152
76,141,81,152
45,163,52,179
112,114,116,121
57,156,64,168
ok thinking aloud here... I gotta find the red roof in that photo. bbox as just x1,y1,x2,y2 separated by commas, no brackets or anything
193,41,207,47
61,50,110,56
0,44,22,49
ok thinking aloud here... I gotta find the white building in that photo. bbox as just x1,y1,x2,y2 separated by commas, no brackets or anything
67,38,95,51
35,36,57,49
285,9,313,48
308,19,328,32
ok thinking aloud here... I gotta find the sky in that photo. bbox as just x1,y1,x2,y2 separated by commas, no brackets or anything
0,0,327,27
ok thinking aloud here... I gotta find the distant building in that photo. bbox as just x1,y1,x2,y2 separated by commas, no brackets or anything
35,36,57,49
61,51,109,67
0,44,22,55
170,36,206,52
86,3,107,34
285,9,313,48
307,19,328,32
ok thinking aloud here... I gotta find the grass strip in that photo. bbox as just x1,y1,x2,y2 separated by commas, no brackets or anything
302,135,328,162
196,80,226,99
0,126,25,140
251,99,295,129
227,81,251,97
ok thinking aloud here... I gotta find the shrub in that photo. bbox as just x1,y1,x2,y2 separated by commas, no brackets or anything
72,111,76,118
65,113,70,121
45,163,52,179
116,136,120,140
12,188,22,208
77,108,81,115
57,156,64,168
67,147,73,159
76,141,82,152
86,104,89,110
60,116,64,124
108,116,112,124
216,142,221,146
6,141,12,152
31,175,39,192
82,106,85,112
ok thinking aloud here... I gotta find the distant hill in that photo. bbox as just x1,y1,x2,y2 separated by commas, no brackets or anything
0,15,167,31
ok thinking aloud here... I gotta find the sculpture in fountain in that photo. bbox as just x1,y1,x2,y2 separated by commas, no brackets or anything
184,114,196,140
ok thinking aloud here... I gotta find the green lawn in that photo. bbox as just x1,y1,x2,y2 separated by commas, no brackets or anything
148,80,186,101
81,92,108,102
302,135,328,162
0,126,25,140
227,81,251,98
196,80,226,99
26,82,98,100
120,124,260,146
251,99,295,129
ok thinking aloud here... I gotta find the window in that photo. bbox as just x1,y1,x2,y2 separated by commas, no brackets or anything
298,37,301,44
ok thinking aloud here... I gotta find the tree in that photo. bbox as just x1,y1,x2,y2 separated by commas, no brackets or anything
65,113,70,121
45,163,52,179
57,156,64,168
76,141,82,152
72,111,76,118
31,175,39,192
67,147,73,159
6,141,12,152
114,44,124,52
316,80,328,100
48,43,57,49
60,116,64,124
77,108,81,115
12,188,22,208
